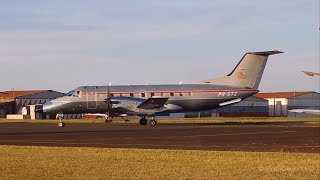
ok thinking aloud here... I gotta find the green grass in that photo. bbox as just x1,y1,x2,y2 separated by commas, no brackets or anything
0,145,319,179
0,117,319,124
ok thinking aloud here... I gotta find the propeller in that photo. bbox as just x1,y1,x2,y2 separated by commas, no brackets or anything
103,83,113,121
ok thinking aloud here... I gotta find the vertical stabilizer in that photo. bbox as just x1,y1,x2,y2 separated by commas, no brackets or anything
199,50,283,89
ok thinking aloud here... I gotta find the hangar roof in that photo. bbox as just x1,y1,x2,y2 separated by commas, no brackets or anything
0,90,48,102
254,91,317,99
246,95,268,101
0,90,46,99
16,90,65,99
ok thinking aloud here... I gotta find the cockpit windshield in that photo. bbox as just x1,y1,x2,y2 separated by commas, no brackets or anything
66,90,75,96
66,90,80,97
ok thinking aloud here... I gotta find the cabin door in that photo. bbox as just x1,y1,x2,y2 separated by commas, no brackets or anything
86,87,97,109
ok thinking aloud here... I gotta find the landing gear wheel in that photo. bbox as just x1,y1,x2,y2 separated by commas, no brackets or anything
139,118,148,125
149,120,157,127
58,122,65,128
104,119,112,123
104,116,113,123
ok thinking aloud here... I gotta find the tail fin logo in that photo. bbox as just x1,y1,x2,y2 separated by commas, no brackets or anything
238,72,246,79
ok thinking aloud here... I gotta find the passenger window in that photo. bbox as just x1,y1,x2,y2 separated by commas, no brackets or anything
151,92,155,97
141,92,145,98
170,92,174,96
130,93,134,97
180,92,183,96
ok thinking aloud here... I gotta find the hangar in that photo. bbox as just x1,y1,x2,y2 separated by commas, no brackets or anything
0,90,65,119
184,96,269,117
213,95,269,117
255,91,320,117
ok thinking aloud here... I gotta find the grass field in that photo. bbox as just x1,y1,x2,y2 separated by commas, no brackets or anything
0,145,319,179
0,117,319,124
0,118,319,179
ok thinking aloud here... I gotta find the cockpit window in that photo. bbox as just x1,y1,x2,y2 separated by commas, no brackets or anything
66,90,80,97
66,90,75,96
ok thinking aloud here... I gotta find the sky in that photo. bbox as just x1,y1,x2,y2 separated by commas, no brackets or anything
0,0,319,93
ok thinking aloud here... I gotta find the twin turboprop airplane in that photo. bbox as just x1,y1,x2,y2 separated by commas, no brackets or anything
38,50,283,127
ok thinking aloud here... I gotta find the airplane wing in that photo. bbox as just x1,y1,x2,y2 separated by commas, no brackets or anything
304,109,320,115
137,97,169,109
302,71,320,77
288,109,305,113
288,109,320,115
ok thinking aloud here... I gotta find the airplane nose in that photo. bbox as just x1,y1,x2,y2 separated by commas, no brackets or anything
41,101,67,114
43,102,53,113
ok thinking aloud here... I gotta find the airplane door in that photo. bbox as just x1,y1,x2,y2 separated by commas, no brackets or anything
86,87,97,109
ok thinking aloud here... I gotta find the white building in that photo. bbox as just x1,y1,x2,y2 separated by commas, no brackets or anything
255,91,320,117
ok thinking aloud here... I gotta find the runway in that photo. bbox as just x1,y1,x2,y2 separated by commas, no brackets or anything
0,122,319,153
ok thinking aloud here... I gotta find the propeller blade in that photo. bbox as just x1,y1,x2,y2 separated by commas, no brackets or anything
106,82,112,117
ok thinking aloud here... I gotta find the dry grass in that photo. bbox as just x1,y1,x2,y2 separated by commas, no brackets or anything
0,145,319,179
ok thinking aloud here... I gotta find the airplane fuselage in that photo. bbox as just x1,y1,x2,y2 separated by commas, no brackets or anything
43,84,258,116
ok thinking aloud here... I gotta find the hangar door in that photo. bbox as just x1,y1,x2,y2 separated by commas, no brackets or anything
275,101,283,116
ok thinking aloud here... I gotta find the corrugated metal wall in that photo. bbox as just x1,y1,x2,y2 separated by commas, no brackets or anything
287,92,320,117
186,97,269,117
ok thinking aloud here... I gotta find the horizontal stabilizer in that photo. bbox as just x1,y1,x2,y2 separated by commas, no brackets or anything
249,50,283,56
137,97,169,109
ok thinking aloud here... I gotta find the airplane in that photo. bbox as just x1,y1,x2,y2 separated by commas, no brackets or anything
37,50,283,127
302,71,320,77
288,71,320,115
288,109,320,116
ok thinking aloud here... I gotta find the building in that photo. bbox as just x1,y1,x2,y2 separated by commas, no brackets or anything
0,102,14,118
185,96,269,117
0,90,65,119
255,91,320,117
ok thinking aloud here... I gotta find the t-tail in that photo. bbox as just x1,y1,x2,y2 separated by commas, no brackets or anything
199,50,283,89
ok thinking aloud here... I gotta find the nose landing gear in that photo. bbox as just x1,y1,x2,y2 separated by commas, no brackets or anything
56,113,65,128
58,121,65,127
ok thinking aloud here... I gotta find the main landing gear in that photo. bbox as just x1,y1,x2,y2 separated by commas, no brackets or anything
139,117,157,127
